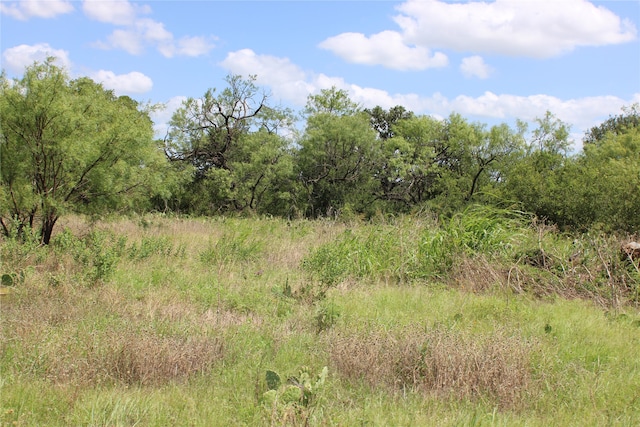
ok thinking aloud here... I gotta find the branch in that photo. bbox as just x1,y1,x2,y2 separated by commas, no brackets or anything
64,150,113,202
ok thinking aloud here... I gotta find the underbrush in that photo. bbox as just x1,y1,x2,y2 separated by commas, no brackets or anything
1,212,639,426
303,206,639,308
325,326,534,409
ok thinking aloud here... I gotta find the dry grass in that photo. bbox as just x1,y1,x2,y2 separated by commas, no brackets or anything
325,326,535,409
94,286,263,330
1,281,225,388
2,215,640,425
35,328,224,387
448,254,508,293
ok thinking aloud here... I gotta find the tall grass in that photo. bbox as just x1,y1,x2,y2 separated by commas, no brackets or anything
1,213,639,426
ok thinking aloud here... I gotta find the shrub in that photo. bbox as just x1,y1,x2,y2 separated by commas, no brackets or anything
261,366,328,425
415,205,528,280
199,230,263,265
326,326,534,409
302,225,417,287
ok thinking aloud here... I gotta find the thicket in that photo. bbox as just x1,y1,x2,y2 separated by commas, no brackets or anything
2,62,639,244
159,82,640,234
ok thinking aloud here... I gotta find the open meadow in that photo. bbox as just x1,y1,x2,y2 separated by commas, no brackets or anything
1,211,639,426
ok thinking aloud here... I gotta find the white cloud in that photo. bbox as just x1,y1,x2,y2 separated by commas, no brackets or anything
136,18,173,44
84,0,214,57
318,30,448,70
158,35,215,58
150,95,187,137
0,0,73,20
1,44,154,99
221,50,428,108
219,49,637,149
2,43,71,73
220,49,314,105
175,36,217,57
460,56,492,79
448,91,637,131
395,0,637,58
90,70,153,95
82,0,148,25
93,29,143,55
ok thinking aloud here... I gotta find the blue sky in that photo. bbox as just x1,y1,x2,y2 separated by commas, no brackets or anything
1,0,639,148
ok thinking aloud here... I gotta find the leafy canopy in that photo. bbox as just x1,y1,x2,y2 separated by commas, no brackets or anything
0,59,165,243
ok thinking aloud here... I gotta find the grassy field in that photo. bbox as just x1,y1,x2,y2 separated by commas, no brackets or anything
1,210,639,426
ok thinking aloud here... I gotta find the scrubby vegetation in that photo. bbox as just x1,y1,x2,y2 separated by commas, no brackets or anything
2,59,640,426
1,213,639,426
2,62,640,244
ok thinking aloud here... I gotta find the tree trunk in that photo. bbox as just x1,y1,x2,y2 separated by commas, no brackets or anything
466,166,485,202
40,214,58,245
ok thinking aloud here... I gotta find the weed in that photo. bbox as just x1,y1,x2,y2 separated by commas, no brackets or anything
302,236,352,286
302,225,417,287
50,228,126,284
416,205,527,280
199,230,263,266
2,214,640,425
314,300,341,333
326,326,534,409
127,235,177,260
261,366,328,425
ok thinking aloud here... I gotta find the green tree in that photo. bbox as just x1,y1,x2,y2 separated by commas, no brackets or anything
463,121,526,202
373,114,444,209
583,104,640,146
296,88,380,217
165,74,267,176
372,113,523,213
165,75,297,214
498,112,574,226
365,105,414,140
304,87,359,117
530,110,571,155
497,111,639,231
578,126,640,231
0,60,165,244
224,129,298,215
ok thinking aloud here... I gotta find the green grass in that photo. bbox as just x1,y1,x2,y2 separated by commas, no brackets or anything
1,213,639,426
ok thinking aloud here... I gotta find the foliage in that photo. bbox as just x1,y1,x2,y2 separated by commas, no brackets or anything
583,103,640,146
497,112,575,227
365,105,414,140
373,114,444,209
577,126,640,232
498,111,639,232
0,59,166,244
261,366,328,420
164,75,298,215
226,130,299,215
304,86,359,117
367,112,524,215
297,91,380,216
165,74,267,174
2,61,639,234
2,215,640,426
529,110,572,155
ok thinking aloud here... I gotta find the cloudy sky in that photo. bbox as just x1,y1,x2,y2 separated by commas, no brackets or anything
1,0,639,147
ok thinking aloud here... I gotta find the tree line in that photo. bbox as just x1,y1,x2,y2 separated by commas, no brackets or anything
1,60,639,243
